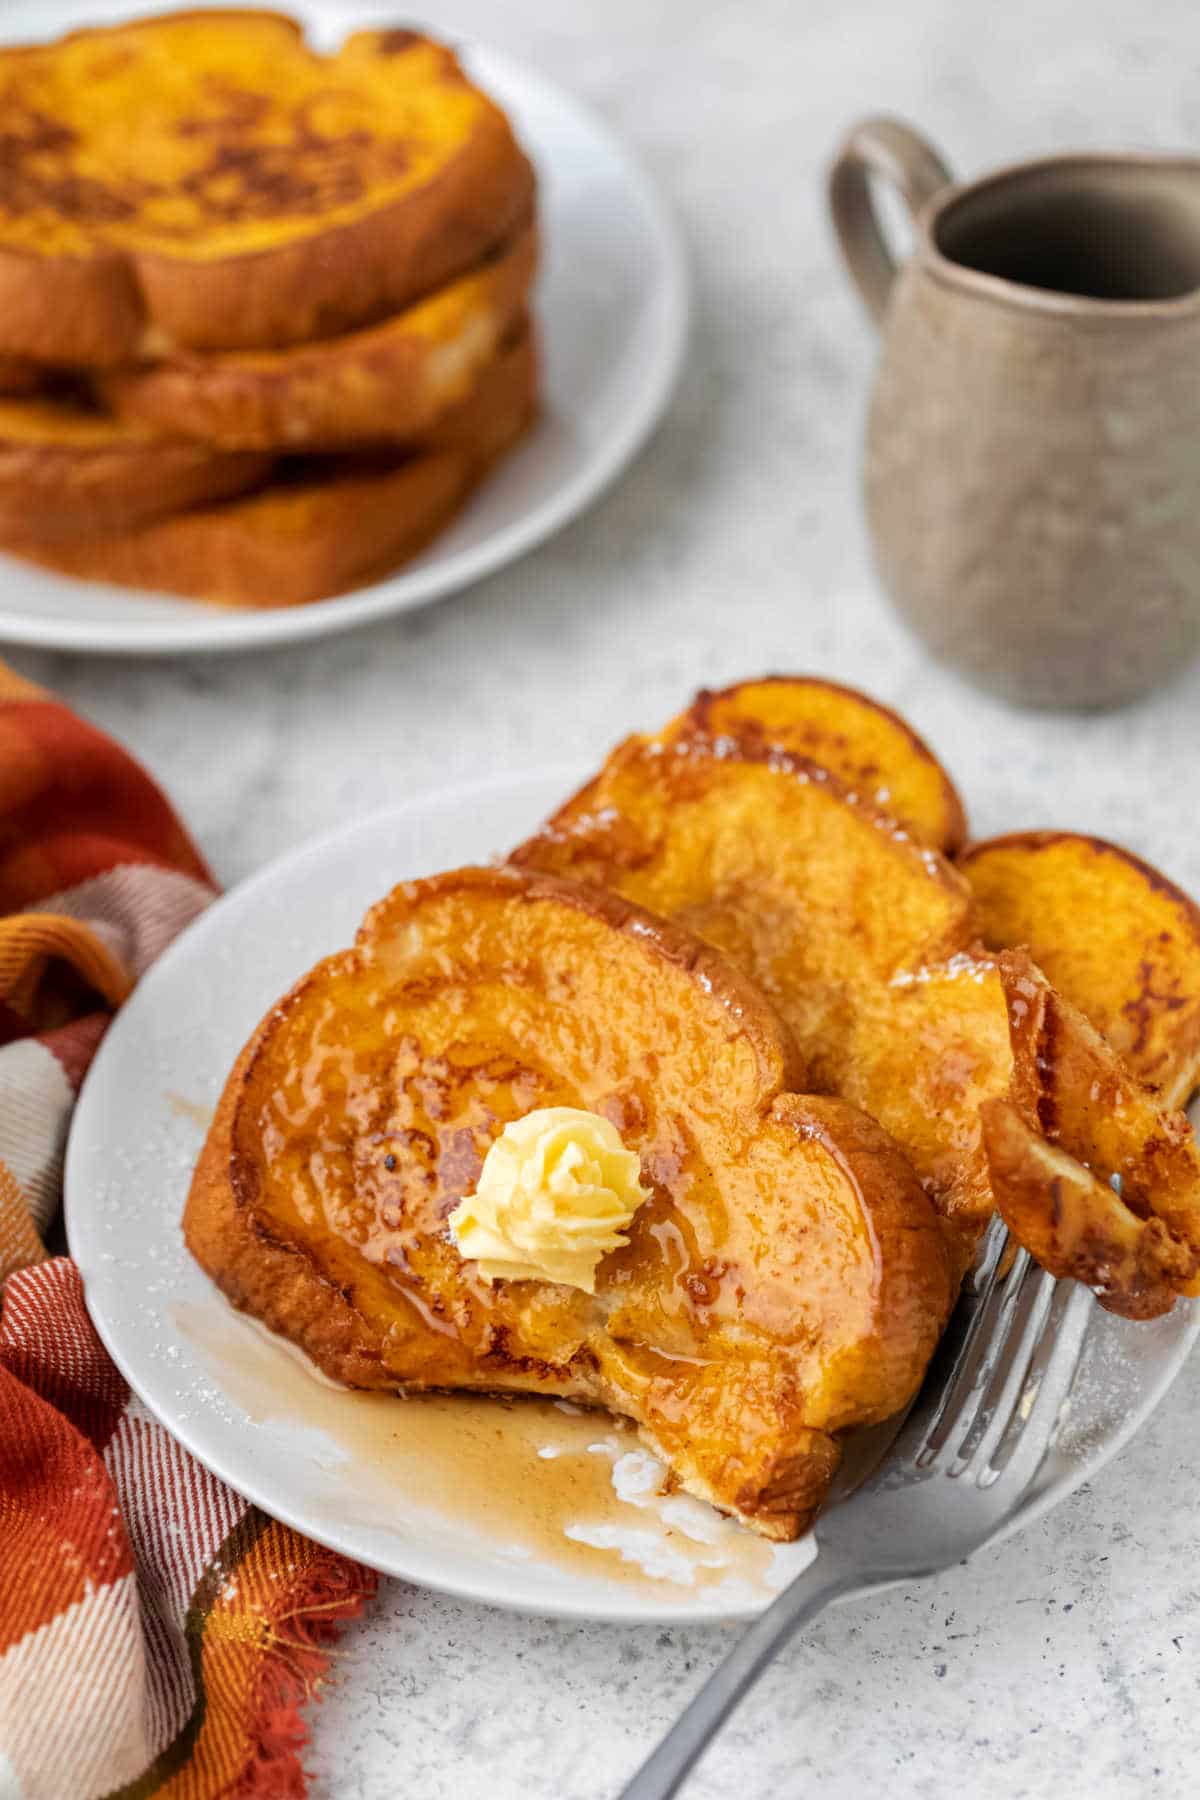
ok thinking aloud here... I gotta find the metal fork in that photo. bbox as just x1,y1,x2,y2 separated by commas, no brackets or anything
620,1225,1094,1799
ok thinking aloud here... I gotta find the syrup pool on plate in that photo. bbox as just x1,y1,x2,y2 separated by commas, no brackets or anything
173,1302,811,1604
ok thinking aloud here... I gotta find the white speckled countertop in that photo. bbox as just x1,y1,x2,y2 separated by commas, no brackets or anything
10,0,1200,1792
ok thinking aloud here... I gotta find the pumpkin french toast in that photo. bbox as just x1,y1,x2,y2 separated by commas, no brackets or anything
186,867,953,1540
99,222,538,451
513,712,1200,1317
13,326,537,607
0,12,534,363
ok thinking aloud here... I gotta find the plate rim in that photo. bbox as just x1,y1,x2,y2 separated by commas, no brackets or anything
65,770,1200,1621
0,32,690,658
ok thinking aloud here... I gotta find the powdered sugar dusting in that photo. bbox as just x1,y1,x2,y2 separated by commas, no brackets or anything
891,949,992,988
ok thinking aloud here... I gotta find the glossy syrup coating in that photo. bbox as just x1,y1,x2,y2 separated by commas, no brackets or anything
514,736,1200,1315
188,866,953,1540
515,739,989,1240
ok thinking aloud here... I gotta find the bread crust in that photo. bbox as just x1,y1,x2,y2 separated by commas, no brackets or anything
0,250,145,370
0,397,271,542
186,1035,392,1387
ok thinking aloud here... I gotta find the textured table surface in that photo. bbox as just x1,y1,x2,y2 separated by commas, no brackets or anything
11,0,1200,1793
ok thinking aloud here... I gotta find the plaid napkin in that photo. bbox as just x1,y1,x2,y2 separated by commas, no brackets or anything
0,664,376,1800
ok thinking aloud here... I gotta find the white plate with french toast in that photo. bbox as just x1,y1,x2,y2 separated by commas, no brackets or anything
66,679,1200,1622
0,3,688,655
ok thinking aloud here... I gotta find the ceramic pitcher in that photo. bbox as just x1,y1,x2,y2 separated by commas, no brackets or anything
830,118,1200,707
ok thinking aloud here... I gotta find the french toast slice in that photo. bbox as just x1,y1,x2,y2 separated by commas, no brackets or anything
9,327,537,608
513,735,1200,1316
961,831,1200,1108
0,388,270,543
99,222,538,451
186,866,954,1540
0,13,534,363
657,676,967,853
981,1101,1200,1320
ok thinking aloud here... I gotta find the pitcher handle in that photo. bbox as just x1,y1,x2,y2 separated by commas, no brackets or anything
829,117,953,324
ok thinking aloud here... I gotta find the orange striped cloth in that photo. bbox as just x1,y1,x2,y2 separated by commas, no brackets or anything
0,664,376,1798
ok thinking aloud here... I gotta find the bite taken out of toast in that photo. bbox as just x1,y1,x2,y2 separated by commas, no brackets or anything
0,13,535,364
10,326,537,608
186,866,954,1541
98,221,539,451
513,719,1200,1318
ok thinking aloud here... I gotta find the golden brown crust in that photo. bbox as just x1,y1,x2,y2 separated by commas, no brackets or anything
9,328,537,606
100,222,538,449
0,250,145,371
0,13,535,363
962,830,1200,1108
672,675,968,853
991,948,1200,1312
8,451,462,606
185,1036,393,1386
770,1092,959,1423
981,1100,1200,1320
187,862,953,1539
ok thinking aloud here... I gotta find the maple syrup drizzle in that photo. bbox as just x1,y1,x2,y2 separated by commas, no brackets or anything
173,1302,794,1602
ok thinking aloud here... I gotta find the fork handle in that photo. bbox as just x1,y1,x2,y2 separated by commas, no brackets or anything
618,1555,866,1800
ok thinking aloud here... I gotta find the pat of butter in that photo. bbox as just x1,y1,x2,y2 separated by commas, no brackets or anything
447,1107,649,1293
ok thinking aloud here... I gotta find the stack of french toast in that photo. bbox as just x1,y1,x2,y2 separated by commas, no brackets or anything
188,678,1200,1543
0,12,538,608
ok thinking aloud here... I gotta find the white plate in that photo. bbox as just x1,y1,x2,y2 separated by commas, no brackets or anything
0,3,688,656
65,771,1200,1622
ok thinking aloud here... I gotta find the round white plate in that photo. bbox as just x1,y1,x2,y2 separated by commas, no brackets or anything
65,772,1200,1621
0,3,688,657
